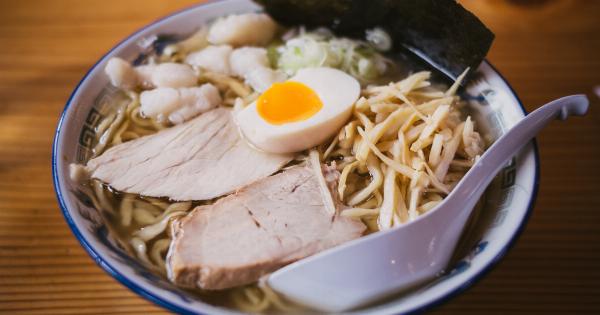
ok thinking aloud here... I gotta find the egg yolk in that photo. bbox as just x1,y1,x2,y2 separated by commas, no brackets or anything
257,81,323,125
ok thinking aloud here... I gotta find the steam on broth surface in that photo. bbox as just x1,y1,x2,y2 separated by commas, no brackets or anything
73,11,486,314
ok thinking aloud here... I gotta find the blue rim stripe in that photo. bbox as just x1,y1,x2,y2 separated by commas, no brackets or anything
403,61,541,314
52,2,219,314
51,2,541,314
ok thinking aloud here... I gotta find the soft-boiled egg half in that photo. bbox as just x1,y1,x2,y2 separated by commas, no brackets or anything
236,67,360,154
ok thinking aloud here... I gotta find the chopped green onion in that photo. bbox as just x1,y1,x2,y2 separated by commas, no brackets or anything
274,29,391,83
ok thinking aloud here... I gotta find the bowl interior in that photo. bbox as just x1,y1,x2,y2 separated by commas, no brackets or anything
52,1,539,314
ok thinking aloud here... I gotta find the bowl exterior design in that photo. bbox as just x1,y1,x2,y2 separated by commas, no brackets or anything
52,1,539,314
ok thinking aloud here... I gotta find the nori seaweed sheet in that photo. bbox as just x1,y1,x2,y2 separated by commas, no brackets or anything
255,0,494,82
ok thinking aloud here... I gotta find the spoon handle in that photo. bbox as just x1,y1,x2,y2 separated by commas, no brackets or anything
268,95,589,313
450,94,589,207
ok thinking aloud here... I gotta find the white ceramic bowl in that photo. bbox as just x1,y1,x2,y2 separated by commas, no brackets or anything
52,0,540,314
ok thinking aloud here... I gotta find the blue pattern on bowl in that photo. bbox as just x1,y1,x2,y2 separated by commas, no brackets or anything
52,1,540,314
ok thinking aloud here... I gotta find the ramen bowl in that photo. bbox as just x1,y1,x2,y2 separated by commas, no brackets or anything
52,0,539,314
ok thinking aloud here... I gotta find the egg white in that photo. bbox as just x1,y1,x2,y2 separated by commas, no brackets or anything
235,67,360,154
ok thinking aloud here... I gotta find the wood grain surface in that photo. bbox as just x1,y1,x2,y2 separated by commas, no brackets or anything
0,0,598,314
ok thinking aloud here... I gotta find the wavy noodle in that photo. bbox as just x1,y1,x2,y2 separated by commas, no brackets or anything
135,211,187,242
200,71,251,98
151,238,171,269
120,195,134,226
145,197,170,210
119,131,140,142
83,45,307,313
92,180,114,214
93,104,126,157
132,207,157,225
130,237,152,265
81,30,485,313
110,119,130,145
136,200,163,215
231,286,271,313
130,107,155,128
257,280,299,312
95,112,114,136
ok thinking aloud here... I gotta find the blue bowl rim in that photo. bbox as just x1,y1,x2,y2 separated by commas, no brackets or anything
51,1,541,314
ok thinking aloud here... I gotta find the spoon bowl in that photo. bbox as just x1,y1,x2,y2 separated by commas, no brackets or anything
268,95,589,312
52,1,550,313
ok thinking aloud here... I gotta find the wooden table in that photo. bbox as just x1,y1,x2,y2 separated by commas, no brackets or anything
1,0,598,314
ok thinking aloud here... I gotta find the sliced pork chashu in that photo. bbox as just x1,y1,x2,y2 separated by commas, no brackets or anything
86,107,293,201
166,163,366,290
